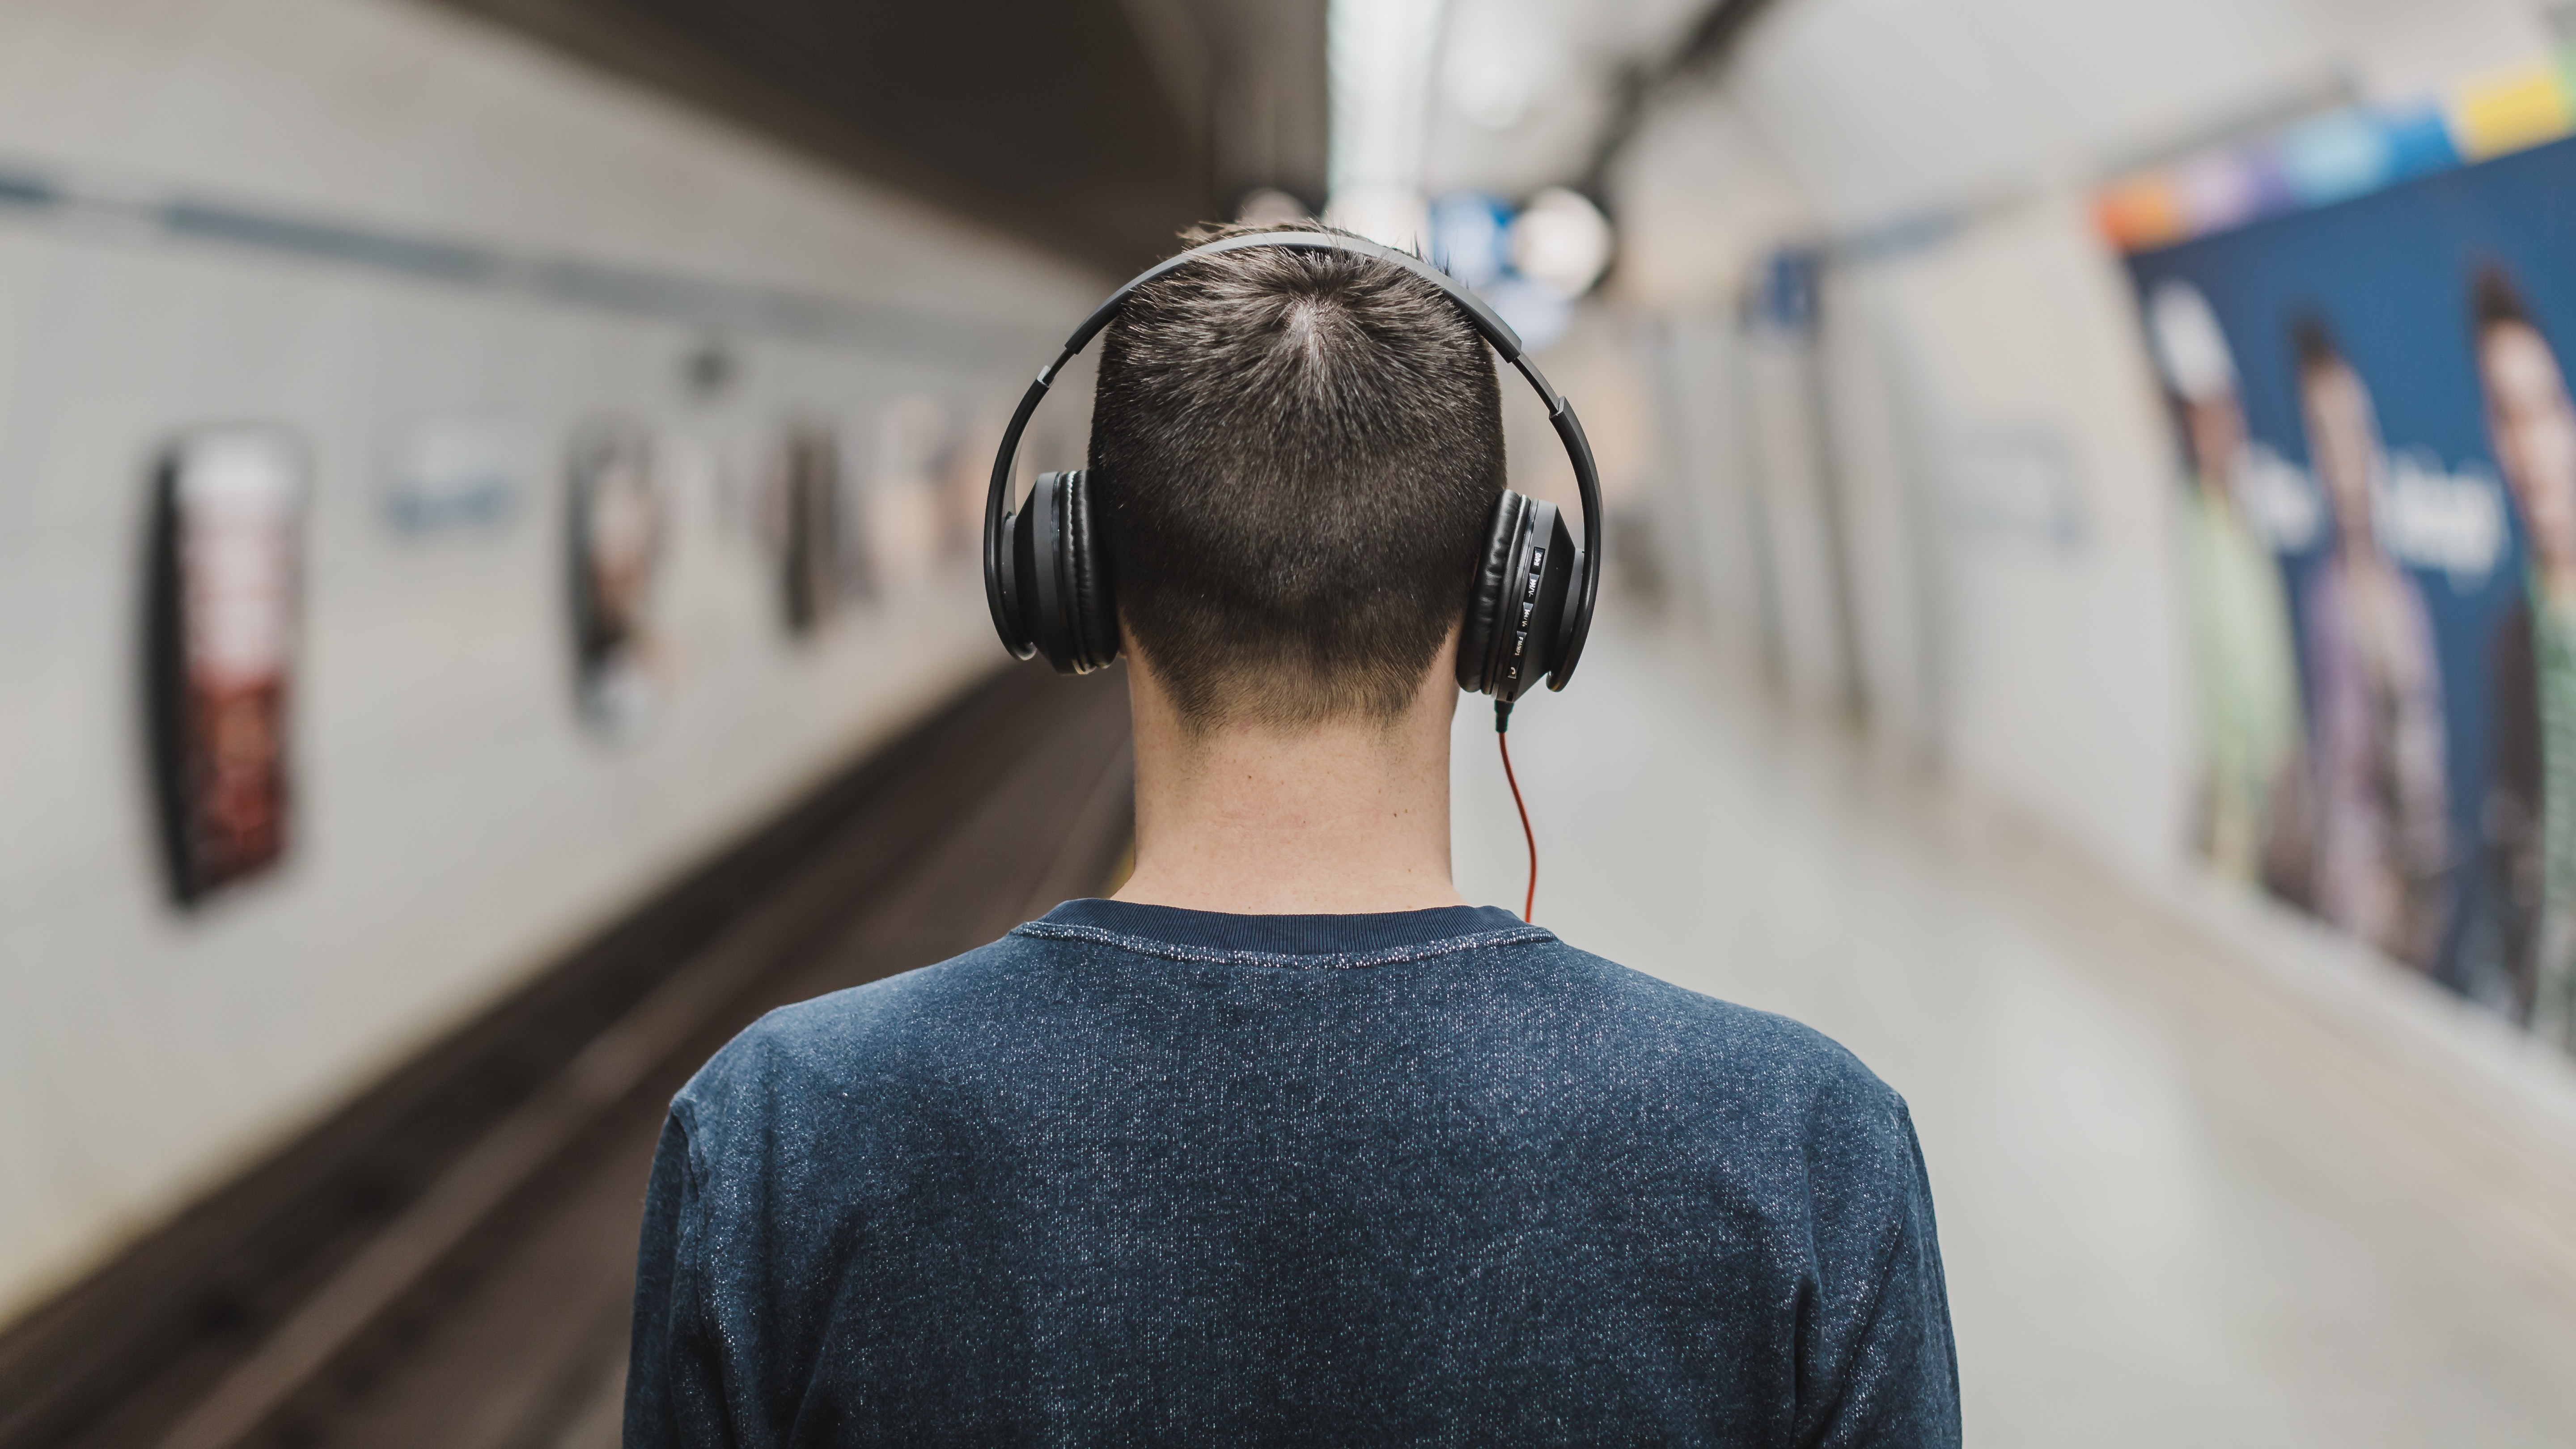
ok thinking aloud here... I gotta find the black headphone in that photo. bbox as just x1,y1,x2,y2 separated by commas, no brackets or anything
983,230,1603,705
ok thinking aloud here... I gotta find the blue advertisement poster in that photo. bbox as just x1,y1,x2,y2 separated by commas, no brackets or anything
2127,135,2576,1051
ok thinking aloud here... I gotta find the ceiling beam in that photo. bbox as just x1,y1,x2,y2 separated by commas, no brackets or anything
419,0,1223,275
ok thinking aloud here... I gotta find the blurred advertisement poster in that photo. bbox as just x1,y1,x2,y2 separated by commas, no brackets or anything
2127,136,2576,1050
379,415,524,537
566,420,669,739
145,427,305,906
767,424,845,637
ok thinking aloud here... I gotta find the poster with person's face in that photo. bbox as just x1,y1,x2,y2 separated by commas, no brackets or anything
2123,132,2576,1050
145,427,306,906
566,421,669,738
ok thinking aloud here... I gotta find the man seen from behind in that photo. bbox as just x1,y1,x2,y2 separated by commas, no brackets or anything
623,222,1961,1447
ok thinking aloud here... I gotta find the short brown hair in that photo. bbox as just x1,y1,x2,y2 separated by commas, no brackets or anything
2473,262,2535,335
1088,223,1505,728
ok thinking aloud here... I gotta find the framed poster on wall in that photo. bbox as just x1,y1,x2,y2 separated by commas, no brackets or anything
773,424,844,638
144,426,307,907
566,419,668,738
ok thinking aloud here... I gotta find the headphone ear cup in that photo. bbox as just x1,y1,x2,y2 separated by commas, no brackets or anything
1524,501,1577,695
1020,470,1119,675
1061,469,1119,672
1461,493,1575,703
1007,484,1044,658
1457,491,1528,695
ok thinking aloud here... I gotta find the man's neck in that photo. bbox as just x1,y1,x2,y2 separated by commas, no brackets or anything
1111,654,1468,916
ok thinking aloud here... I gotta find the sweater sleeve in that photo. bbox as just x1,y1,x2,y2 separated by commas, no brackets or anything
624,1111,734,1449
1795,1097,1962,1449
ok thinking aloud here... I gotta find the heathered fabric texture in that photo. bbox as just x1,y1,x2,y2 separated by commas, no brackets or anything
625,899,1960,1447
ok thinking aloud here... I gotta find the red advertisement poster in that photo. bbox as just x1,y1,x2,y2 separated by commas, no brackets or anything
145,427,306,906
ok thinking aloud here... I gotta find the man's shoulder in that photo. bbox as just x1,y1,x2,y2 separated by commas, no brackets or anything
669,931,1045,1140
670,923,1908,1171
1540,939,1908,1130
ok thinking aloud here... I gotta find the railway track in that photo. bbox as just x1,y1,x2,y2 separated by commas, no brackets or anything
0,664,1133,1449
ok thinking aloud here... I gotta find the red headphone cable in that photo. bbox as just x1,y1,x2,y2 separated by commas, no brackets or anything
1495,701,1537,923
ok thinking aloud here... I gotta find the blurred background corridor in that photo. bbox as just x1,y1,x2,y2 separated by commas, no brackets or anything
2,0,2575,1443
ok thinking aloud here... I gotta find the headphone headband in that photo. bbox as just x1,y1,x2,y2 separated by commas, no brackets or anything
983,229,1603,690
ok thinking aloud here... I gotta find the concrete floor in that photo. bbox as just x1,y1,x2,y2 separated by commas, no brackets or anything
1449,611,2576,1447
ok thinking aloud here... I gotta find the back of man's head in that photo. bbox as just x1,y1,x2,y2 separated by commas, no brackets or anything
1089,223,1505,730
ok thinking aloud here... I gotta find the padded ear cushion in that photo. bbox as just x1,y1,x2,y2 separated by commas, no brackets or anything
1025,472,1075,671
1500,500,1571,701
1005,490,1040,655
1013,470,1118,675
1537,504,1581,691
1457,490,1528,694
1060,470,1120,671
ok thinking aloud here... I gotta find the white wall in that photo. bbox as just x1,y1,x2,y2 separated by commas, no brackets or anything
1638,313,1774,665
1815,267,1947,757
0,0,1100,1322
1738,327,1857,708
1830,201,2195,874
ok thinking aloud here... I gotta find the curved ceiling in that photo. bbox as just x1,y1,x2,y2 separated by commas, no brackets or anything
427,0,1330,274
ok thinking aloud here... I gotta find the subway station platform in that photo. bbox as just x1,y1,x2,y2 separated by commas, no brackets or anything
1453,607,2576,1445
18,1,2576,1443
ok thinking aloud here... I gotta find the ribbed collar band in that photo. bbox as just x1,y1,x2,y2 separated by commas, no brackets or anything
1016,898,1549,969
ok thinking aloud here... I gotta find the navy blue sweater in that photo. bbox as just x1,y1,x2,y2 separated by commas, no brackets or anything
625,899,1959,1446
